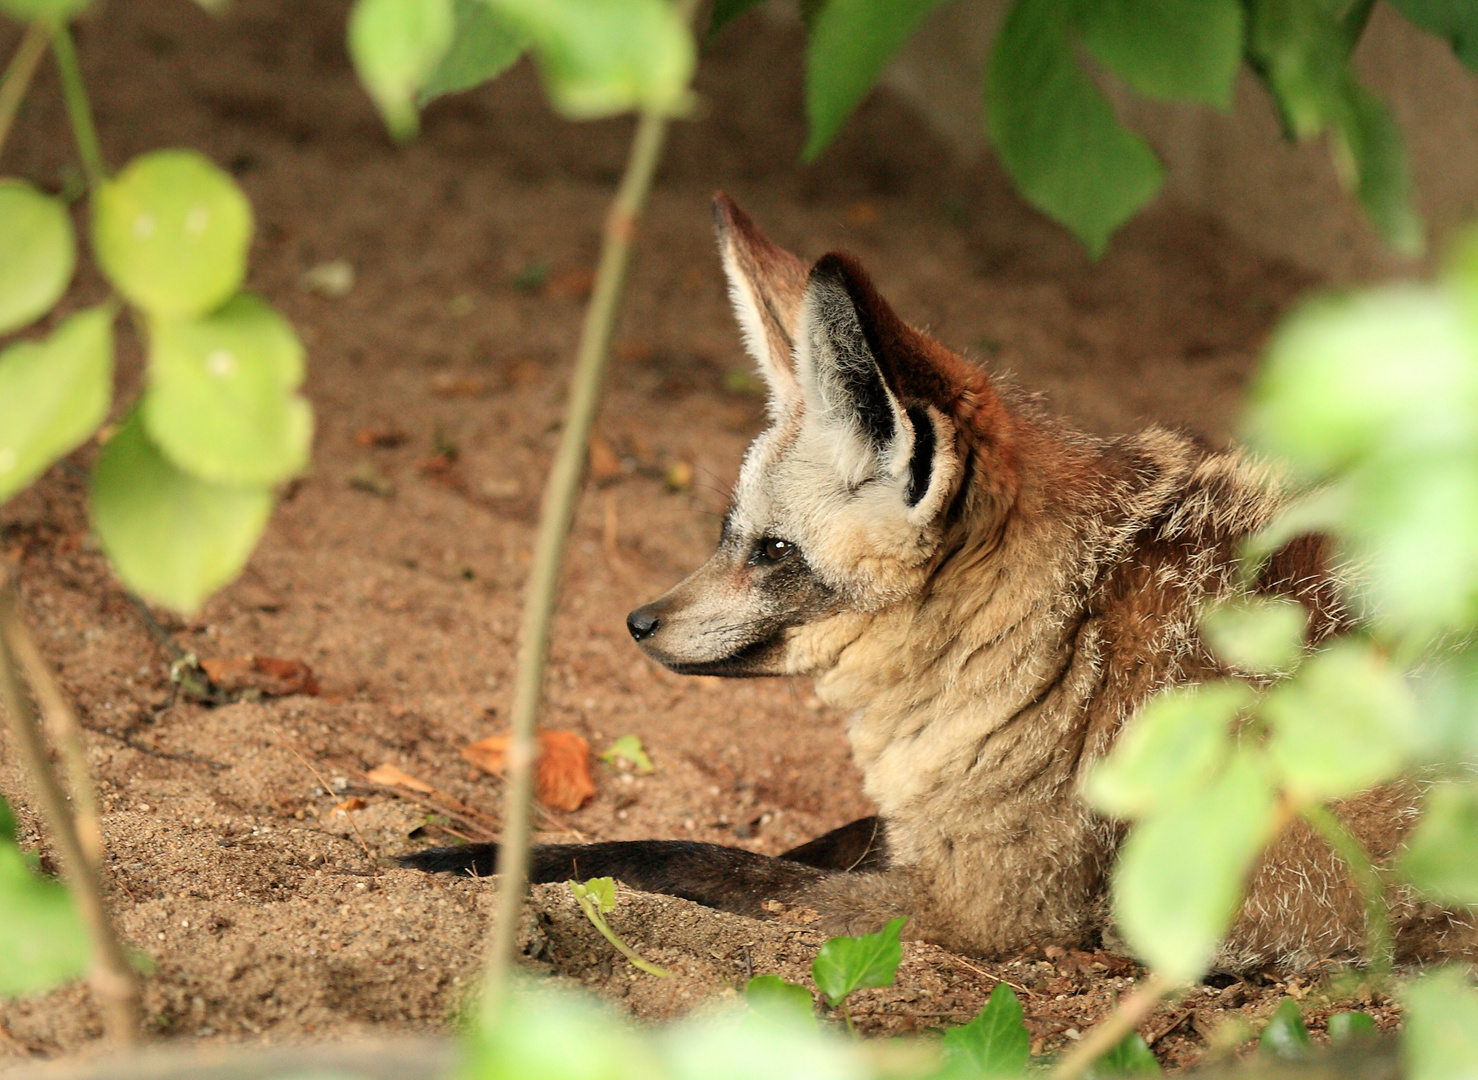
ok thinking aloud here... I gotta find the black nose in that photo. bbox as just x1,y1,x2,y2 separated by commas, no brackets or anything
626,606,660,642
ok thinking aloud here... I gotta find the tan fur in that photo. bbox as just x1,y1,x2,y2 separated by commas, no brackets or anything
640,198,1477,970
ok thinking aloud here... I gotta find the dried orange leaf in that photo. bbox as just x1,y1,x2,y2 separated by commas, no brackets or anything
333,796,368,814
463,730,595,811
200,655,318,696
366,762,435,794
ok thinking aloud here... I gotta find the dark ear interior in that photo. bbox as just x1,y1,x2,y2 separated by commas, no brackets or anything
904,405,936,508
805,256,898,452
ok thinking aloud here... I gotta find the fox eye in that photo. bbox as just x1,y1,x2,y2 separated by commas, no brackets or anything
755,537,796,564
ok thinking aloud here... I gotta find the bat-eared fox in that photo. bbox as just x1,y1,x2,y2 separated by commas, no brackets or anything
405,196,1473,971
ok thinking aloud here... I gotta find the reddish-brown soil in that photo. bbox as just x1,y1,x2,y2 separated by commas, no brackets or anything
0,0,1395,1070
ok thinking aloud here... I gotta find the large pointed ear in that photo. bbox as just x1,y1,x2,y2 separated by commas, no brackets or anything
796,253,962,525
713,193,809,412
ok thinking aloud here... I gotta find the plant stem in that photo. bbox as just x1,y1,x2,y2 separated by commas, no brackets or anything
48,23,104,189
3,604,102,866
0,20,48,164
1302,802,1393,975
571,888,672,977
478,12,695,1008
0,565,139,1045
1050,972,1172,1080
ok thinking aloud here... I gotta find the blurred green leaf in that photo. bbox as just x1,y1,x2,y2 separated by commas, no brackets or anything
1263,639,1416,800
1112,749,1278,982
92,150,253,319
1387,0,1478,73
1085,681,1251,819
1410,647,1478,759
0,798,14,844
1245,0,1422,253
143,293,312,486
1404,967,1478,1080
601,734,654,773
1245,0,1346,140
348,0,455,140
465,980,661,1080
1079,0,1242,109
1333,81,1424,257
985,0,1163,258
662,1007,866,1080
1400,781,1478,904
90,412,274,614
0,0,92,19
708,0,765,38
0,820,90,998
0,179,75,335
811,915,905,1008
1246,286,1477,478
942,983,1029,1076
1086,1031,1161,1078
1259,998,1312,1059
1202,597,1308,675
489,0,695,120
802,0,946,162
744,975,815,1027
420,0,529,103
1326,1010,1377,1044
0,305,113,503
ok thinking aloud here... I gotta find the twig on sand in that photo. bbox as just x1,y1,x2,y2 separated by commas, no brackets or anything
281,743,376,866
0,563,140,1045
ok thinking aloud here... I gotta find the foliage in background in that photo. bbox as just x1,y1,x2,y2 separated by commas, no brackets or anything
705,0,1477,258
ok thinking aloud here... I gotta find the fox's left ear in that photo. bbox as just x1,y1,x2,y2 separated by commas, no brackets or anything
797,253,962,525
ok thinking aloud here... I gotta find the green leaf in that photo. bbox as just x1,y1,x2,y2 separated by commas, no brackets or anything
1332,81,1424,257
1078,0,1243,109
1084,681,1252,819
1387,0,1478,73
811,915,905,1008
1244,0,1422,254
0,305,113,503
1112,749,1278,982
803,0,946,162
488,0,695,120
745,975,816,1027
1259,998,1312,1059
1404,967,1478,1080
0,829,90,998
0,0,92,19
1245,0,1346,141
1201,597,1309,675
1086,1032,1161,1078
709,0,765,38
572,876,617,914
419,0,528,104
0,798,15,844
92,150,253,319
942,983,1030,1076
985,0,1164,258
1400,781,1478,905
0,179,75,335
1326,1010,1377,1044
142,293,312,486
89,412,274,614
348,0,455,140
601,734,654,774
466,981,661,1080
1262,639,1416,801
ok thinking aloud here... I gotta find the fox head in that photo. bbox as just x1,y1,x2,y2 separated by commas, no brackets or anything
626,195,1022,676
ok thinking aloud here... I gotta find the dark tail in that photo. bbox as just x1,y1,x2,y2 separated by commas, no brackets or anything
397,816,889,918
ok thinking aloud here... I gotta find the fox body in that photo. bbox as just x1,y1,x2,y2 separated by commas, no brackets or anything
406,198,1471,970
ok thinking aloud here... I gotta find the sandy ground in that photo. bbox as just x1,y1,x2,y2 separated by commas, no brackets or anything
0,0,1395,1068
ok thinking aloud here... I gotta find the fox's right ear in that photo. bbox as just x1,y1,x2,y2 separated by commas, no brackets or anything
713,194,808,413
